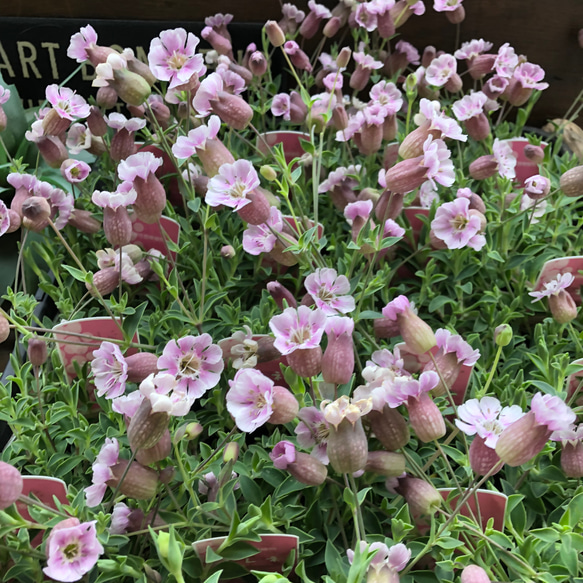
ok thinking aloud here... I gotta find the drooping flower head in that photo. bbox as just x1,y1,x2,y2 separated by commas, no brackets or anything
242,206,284,255
157,334,224,398
529,273,575,302
91,341,128,399
92,185,137,210
431,198,486,251
226,368,274,432
434,328,480,365
106,112,147,133
67,25,99,62
139,373,195,417
454,39,493,61
84,438,120,507
531,392,576,432
206,159,259,210
43,520,104,582
269,306,327,356
148,28,206,89
295,406,330,464
117,151,163,183
46,85,91,121
422,135,456,188
456,397,524,448
304,268,355,316
271,93,291,120
322,395,373,428
270,440,297,469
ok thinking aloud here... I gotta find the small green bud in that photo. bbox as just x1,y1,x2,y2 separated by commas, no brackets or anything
260,165,278,181
223,442,240,463
494,324,512,347
405,73,418,98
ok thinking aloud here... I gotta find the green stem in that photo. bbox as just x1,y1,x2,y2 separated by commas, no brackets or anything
478,344,503,397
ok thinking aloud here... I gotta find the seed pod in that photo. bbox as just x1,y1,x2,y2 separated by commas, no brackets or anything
108,459,159,500
128,398,170,452
560,166,583,197
268,386,299,424
27,337,48,367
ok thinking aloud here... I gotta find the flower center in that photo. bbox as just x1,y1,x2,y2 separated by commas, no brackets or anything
317,286,334,303
230,180,248,199
63,542,80,561
451,213,468,231
316,422,329,443
290,326,311,345
481,419,503,435
180,352,201,376
168,51,188,71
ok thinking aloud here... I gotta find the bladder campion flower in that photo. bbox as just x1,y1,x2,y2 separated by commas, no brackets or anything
226,368,274,432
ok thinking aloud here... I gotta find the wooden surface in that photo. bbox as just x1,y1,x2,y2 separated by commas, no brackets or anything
0,1,582,124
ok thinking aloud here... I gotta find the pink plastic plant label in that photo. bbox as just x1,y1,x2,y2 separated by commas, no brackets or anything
130,215,180,260
504,138,547,187
438,488,507,531
53,317,139,380
257,131,311,164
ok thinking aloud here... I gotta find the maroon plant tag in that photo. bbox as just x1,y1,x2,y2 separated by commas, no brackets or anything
53,317,140,380
130,214,180,261
193,533,299,572
256,131,311,164
504,138,547,187
438,488,507,532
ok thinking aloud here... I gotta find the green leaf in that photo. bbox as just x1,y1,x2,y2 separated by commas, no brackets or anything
203,570,224,583
428,295,455,313
122,301,147,345
62,264,86,282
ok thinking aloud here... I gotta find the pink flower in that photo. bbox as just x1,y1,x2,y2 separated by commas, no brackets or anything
363,347,409,383
61,159,91,183
0,86,10,105
344,200,373,224
353,51,384,71
106,112,146,132
382,294,411,321
193,72,224,116
295,406,330,464
531,392,575,432
149,28,206,89
269,306,327,355
322,395,372,428
434,0,462,10
454,39,493,60
43,520,104,581
529,273,575,302
111,391,144,418
425,53,457,87
45,85,90,121
33,180,74,230
434,328,480,365
520,194,546,223
92,185,137,209
206,159,259,210
524,175,550,198
109,502,132,534
431,198,486,251
91,342,128,399
385,370,439,408
66,123,92,154
513,62,549,91
139,373,195,416
157,334,224,398
117,151,163,182
384,219,405,238
369,81,403,116
0,200,10,237
422,135,456,188
84,438,119,507
418,181,439,208
456,397,524,448
67,25,99,62
418,99,466,141
348,542,410,576
355,3,378,31
304,268,355,315
226,368,274,432
494,43,518,78
319,165,361,194
323,72,343,92
242,206,283,255
492,139,517,179
172,115,221,158
395,40,420,65
452,91,488,121
271,94,291,120
270,440,297,469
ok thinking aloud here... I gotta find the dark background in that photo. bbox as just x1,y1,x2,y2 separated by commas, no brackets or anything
0,1,581,124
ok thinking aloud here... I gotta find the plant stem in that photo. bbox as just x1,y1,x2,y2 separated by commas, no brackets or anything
478,344,503,397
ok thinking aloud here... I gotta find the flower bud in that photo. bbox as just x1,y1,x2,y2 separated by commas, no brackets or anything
397,311,436,356
27,337,48,367
327,418,368,474
461,565,491,583
125,352,159,383
494,324,512,347
406,392,446,443
524,144,544,164
128,398,170,452
549,290,578,324
96,86,118,109
323,16,342,37
236,188,271,225
158,466,175,485
286,346,322,378
87,105,108,136
21,196,51,224
265,21,286,47
174,421,203,443
136,429,172,465
366,406,410,450
249,51,268,76
446,5,465,24
561,441,583,478
269,386,299,424
0,462,23,509
220,245,236,259
396,476,442,517
321,326,354,385
223,442,239,463
260,165,278,182
289,452,328,485
337,47,352,69
365,451,406,477
560,166,583,197
0,314,10,343
87,268,119,296
469,155,498,181
108,460,159,499
266,281,297,310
